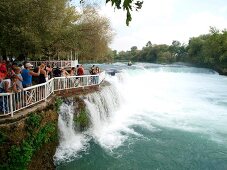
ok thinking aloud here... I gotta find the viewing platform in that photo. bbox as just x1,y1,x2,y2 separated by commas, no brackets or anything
0,71,105,118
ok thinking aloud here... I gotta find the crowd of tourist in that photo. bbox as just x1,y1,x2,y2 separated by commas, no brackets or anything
0,60,101,113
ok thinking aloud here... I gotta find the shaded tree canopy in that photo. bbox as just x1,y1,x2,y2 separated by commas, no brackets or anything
0,0,114,62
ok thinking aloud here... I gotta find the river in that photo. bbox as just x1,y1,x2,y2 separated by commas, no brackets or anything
54,63,227,170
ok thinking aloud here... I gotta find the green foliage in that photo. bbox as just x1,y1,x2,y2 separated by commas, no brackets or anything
0,131,7,144
0,1,113,62
74,109,89,130
5,112,57,170
33,123,56,150
187,27,227,73
113,27,227,74
8,140,34,170
26,113,42,133
106,0,143,25
114,41,187,63
55,97,63,112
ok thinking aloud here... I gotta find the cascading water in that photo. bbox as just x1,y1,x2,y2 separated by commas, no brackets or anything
54,79,126,164
54,103,89,164
55,63,227,170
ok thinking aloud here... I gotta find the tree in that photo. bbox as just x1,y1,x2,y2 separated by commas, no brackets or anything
186,28,227,74
0,0,75,59
80,0,143,25
74,6,113,62
158,51,172,63
169,40,181,61
188,36,207,64
146,41,152,47
0,1,114,62
107,0,143,25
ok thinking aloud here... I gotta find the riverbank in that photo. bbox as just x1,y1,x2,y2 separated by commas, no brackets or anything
178,62,227,76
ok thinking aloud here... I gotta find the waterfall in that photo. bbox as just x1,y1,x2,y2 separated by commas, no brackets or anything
54,75,125,163
54,71,157,164
54,103,89,164
83,74,146,150
84,84,126,150
54,64,227,165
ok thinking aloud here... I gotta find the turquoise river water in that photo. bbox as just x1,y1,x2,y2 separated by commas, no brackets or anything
55,63,227,170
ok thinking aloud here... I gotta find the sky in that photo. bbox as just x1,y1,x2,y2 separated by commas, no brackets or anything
99,0,227,51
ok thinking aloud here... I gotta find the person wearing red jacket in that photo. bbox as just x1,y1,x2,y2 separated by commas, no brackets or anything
77,65,84,76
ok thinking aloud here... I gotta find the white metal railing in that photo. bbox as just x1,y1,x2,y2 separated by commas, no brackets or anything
28,60,79,68
0,71,105,117
98,71,105,84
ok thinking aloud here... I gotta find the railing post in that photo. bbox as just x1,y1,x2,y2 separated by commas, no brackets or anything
45,83,47,102
98,74,100,84
9,94,14,117
52,79,55,94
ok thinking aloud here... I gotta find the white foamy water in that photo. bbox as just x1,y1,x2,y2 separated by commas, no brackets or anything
54,103,89,164
54,64,227,163
116,68,227,138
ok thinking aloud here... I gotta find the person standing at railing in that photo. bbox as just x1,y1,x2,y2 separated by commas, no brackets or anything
89,65,96,84
75,65,79,76
59,68,70,90
95,66,101,84
0,79,7,113
61,67,70,77
14,67,23,90
0,60,7,79
96,66,100,74
21,63,40,88
0,78,10,93
77,65,84,76
77,65,85,85
10,74,23,110
10,75,23,93
38,64,48,84
46,64,53,79
70,67,76,76
7,62,17,78
0,77,12,113
18,63,24,70
69,67,78,88
53,67,61,77
90,65,95,75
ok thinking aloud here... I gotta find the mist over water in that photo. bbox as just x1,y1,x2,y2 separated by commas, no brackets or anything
55,63,227,170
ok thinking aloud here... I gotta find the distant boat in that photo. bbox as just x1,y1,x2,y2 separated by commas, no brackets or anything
128,61,132,66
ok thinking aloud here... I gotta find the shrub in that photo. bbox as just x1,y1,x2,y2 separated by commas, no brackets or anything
55,97,63,112
74,109,89,130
